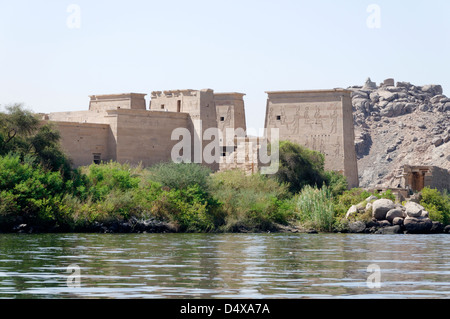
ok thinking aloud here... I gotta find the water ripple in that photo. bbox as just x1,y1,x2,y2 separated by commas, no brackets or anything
0,233,449,298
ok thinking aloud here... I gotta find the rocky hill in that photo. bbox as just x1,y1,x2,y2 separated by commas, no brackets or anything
348,78,450,189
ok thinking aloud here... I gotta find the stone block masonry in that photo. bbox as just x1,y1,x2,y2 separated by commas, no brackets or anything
45,89,360,188
264,89,359,188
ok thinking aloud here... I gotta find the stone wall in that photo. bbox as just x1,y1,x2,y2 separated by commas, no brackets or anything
264,89,359,188
50,108,191,168
428,167,450,192
215,93,247,145
48,110,110,124
150,89,219,170
108,109,190,167
89,93,147,112
54,121,111,167
150,90,199,113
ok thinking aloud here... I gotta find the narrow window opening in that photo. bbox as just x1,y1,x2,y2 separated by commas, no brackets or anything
177,100,181,112
221,146,227,157
276,115,281,121
93,153,101,165
161,104,165,110
220,117,225,122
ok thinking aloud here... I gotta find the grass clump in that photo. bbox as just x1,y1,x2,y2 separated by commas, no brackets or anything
209,170,295,232
294,185,334,232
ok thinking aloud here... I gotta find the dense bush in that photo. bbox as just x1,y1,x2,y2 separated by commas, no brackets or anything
420,187,450,225
272,141,327,194
80,162,141,201
0,154,68,228
73,162,221,232
209,169,295,232
0,156,224,232
147,162,212,191
146,162,222,232
323,170,349,197
5,152,446,233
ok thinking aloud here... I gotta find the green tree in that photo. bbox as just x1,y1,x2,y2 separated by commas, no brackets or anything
0,104,39,154
272,140,326,194
0,104,72,176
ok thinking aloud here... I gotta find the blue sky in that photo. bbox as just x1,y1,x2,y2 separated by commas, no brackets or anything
1,0,449,130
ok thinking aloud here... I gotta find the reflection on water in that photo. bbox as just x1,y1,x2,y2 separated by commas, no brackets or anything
0,233,449,299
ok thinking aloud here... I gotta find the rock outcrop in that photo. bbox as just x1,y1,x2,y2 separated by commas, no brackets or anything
348,78,450,188
344,197,446,234
372,199,395,220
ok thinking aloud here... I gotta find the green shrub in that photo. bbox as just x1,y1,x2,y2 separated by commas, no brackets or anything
333,188,372,219
420,187,450,225
323,170,349,197
0,154,67,227
147,162,212,191
146,162,221,232
81,162,141,202
164,185,216,232
210,170,293,231
379,189,396,202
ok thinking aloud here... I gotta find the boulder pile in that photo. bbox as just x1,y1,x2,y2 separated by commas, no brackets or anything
351,78,449,128
348,78,450,188
345,197,449,234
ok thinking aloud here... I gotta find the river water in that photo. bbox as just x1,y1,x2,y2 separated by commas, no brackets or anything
0,233,449,299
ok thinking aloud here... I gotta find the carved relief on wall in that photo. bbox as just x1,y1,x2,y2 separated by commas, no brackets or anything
329,108,338,134
303,134,330,156
268,103,341,138
268,108,276,127
286,107,300,134
333,137,341,157
280,106,286,125
313,106,323,129
218,106,233,129
304,106,312,129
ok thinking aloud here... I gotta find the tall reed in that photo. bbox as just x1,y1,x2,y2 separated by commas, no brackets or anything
295,185,335,232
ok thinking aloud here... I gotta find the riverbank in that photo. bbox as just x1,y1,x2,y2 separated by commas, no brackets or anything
1,154,449,235
2,219,312,234
4,216,450,235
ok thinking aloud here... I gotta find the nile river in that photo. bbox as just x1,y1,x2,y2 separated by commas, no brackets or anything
0,233,449,299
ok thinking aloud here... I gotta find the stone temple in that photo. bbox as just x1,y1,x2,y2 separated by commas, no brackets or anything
264,89,359,188
43,88,359,188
